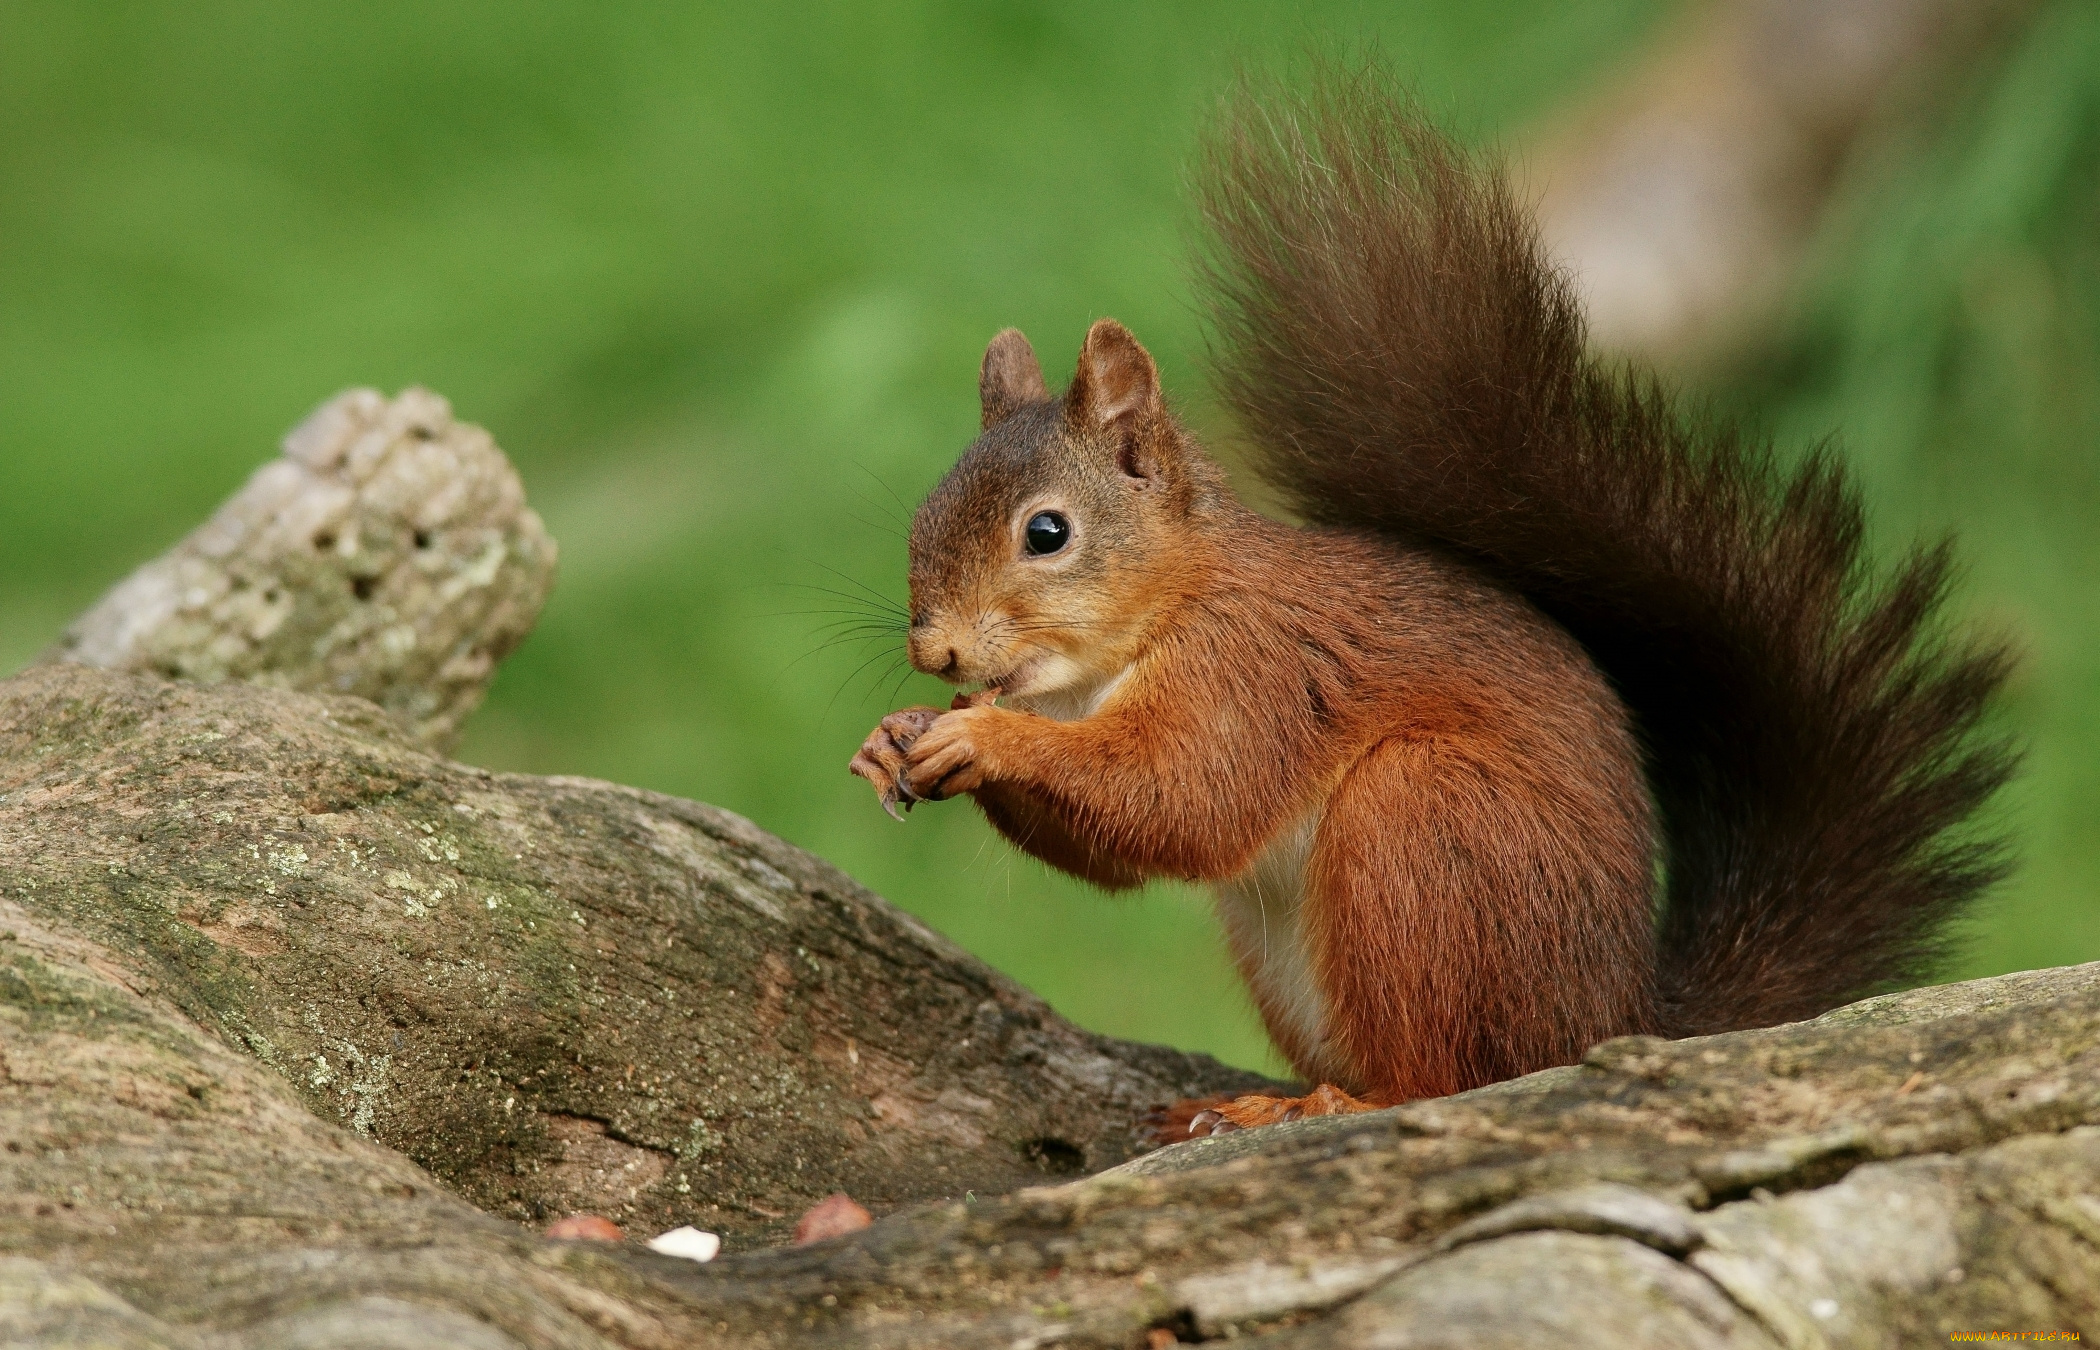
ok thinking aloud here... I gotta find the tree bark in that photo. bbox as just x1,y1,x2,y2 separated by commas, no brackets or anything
44,388,557,752
4,393,2094,1346
0,665,1271,1252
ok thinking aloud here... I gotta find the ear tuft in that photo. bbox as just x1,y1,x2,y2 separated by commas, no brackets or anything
1066,319,1161,434
979,329,1048,430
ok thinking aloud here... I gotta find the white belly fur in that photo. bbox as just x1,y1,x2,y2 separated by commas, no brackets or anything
1210,810,1337,1081
1007,662,1129,723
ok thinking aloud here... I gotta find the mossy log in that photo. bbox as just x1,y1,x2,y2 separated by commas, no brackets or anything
0,666,1267,1253
3,393,2095,1346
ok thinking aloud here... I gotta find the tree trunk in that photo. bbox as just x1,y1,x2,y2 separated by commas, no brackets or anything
1527,0,2034,361
5,391,2093,1347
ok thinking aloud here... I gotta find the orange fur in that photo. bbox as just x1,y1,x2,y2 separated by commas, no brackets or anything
870,478,1660,1106
853,85,2011,1139
972,781,1145,891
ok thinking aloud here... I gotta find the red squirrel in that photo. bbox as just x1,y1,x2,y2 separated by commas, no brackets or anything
849,79,2013,1137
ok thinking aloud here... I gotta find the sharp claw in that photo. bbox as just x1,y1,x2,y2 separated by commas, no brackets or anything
1280,1106,1303,1122
1211,1118,1240,1134
879,793,906,823
1188,1110,1222,1136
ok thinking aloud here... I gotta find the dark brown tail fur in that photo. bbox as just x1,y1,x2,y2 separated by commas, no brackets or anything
1197,69,2017,1036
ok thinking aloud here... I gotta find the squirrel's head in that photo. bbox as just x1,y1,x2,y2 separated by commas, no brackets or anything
905,319,1230,704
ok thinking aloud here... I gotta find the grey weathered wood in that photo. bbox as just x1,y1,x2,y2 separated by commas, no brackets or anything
4,665,2097,1347
4,390,2094,1345
0,666,1268,1256
45,388,558,751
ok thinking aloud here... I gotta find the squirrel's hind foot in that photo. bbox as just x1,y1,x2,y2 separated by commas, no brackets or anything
1148,1085,1380,1144
1140,1094,1239,1146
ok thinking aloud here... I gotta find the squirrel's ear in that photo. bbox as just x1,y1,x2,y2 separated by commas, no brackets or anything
1066,319,1166,480
979,329,1048,430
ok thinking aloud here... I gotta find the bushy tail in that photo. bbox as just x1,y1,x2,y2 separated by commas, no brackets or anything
1197,71,2016,1035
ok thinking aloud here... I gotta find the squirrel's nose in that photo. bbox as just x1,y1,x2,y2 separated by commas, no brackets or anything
906,626,962,680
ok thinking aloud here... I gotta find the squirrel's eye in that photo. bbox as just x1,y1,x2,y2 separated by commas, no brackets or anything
1023,511,1070,556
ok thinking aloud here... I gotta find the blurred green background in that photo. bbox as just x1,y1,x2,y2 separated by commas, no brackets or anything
3,1,2094,1076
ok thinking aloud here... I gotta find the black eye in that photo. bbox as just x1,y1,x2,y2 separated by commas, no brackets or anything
1023,511,1070,556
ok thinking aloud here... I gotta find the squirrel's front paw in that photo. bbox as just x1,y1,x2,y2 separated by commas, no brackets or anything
849,707,944,820
903,706,995,801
